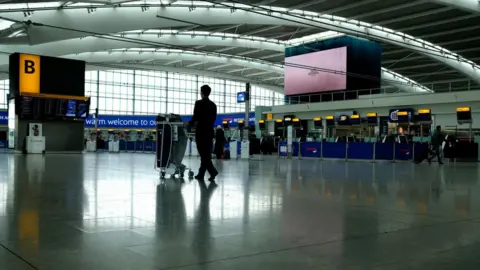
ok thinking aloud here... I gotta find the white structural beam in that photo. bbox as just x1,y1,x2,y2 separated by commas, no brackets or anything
246,71,274,77
186,61,207,68
0,4,476,84
0,29,431,92
62,50,431,92
207,63,233,70
65,51,284,73
381,68,433,93
429,0,480,13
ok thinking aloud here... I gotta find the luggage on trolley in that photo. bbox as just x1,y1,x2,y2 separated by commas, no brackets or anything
155,113,194,180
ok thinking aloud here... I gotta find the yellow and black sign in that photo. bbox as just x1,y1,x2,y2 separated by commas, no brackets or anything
10,52,86,98
19,53,41,94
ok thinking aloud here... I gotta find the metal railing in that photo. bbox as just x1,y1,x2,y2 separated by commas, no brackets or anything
283,82,479,105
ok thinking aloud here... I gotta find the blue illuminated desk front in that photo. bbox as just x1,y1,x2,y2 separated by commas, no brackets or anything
293,141,430,161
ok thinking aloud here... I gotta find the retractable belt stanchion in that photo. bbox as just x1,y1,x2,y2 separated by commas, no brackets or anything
392,141,396,163
372,141,376,163
345,140,349,162
320,139,324,160
298,141,302,160
287,125,293,160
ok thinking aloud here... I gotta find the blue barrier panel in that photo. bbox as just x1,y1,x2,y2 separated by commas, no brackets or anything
144,141,154,152
278,142,299,157
135,141,144,152
323,142,346,159
292,142,299,156
119,140,127,151
104,141,109,151
237,141,241,156
395,143,413,160
279,141,288,156
0,140,6,148
348,142,374,160
375,143,394,160
300,142,321,158
126,141,135,151
413,143,429,159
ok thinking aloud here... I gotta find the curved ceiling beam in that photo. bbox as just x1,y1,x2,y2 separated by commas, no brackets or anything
88,63,283,93
63,50,432,93
0,33,285,61
429,0,480,13
0,31,431,92
0,3,477,84
68,51,284,72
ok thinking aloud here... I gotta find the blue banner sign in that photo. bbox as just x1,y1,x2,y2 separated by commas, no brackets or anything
0,111,7,125
84,112,255,129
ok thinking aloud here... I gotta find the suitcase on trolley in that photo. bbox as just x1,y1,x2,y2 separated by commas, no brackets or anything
156,114,193,179
156,123,172,169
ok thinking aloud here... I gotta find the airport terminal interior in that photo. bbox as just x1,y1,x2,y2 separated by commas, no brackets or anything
1,0,480,269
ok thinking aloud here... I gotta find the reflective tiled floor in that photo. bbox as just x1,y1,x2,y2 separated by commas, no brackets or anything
1,154,480,269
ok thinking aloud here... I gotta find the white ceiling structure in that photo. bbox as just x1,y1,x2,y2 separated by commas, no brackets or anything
0,0,478,94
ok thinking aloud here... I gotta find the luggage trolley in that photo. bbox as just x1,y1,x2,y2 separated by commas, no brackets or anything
155,114,194,180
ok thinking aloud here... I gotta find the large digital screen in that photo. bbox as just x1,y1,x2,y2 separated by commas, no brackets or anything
237,92,246,103
284,46,347,95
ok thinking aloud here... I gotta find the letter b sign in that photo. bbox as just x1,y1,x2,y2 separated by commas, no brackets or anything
24,60,35,74
19,54,41,93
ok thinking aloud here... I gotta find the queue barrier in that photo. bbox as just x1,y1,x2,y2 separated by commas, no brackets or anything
283,141,433,161
100,140,158,153
0,140,9,153
278,141,299,157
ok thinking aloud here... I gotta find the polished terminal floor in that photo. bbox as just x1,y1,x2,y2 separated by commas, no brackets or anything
1,154,480,270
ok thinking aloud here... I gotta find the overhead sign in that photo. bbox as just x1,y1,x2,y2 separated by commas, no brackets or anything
84,112,255,128
389,108,414,122
0,111,7,125
237,92,246,103
19,54,41,94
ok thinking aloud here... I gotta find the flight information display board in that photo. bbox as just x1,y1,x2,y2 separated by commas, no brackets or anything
16,95,90,121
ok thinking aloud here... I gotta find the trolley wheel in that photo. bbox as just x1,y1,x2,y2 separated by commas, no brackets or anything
170,173,176,179
188,171,194,179
160,172,166,179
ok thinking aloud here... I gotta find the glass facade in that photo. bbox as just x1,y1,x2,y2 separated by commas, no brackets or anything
0,69,284,113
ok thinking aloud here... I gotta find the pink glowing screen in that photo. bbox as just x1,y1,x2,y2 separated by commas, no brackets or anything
284,46,347,95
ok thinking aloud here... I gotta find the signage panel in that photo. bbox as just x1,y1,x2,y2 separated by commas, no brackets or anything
19,54,41,94
389,108,414,123
84,112,255,129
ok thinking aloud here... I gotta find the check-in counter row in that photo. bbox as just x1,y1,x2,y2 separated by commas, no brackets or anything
89,139,248,156
278,141,479,161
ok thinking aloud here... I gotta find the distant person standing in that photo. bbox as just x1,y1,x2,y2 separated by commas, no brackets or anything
214,126,226,159
428,125,445,165
190,85,218,181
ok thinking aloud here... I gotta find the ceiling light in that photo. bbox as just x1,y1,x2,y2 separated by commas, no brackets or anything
23,11,34,17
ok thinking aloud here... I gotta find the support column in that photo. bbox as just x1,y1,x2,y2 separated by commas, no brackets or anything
132,70,136,114
165,72,169,114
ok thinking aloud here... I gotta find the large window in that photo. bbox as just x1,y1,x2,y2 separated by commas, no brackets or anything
0,79,8,109
0,70,284,113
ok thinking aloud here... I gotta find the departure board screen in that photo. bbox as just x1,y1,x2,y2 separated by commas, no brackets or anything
16,95,90,121
17,96,34,119
66,100,77,117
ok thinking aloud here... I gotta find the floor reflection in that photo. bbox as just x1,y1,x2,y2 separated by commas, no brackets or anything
0,154,480,269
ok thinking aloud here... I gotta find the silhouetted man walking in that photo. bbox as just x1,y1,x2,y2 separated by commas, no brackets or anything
190,85,218,181
428,125,445,165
